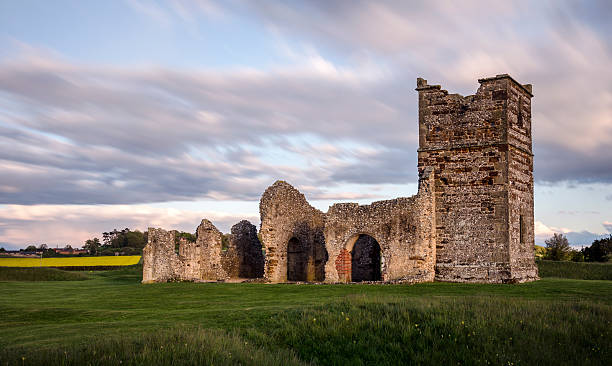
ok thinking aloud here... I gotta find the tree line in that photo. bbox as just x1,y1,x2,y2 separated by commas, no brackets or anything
83,228,147,256
541,233,611,262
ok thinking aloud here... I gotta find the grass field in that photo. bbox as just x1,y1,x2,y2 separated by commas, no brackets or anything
538,260,612,280
0,264,610,365
0,255,141,268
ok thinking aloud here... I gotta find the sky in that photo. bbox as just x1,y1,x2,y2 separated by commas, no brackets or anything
0,0,611,250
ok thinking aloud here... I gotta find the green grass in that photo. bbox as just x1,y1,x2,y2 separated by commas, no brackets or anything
0,265,610,365
0,267,90,281
1,328,307,366
538,260,612,280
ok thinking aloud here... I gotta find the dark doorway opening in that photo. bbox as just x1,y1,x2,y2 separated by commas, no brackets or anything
351,235,381,282
287,237,307,281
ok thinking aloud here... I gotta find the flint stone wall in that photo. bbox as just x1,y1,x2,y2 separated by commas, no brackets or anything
322,168,436,283
142,228,182,283
142,219,263,283
259,181,327,282
221,220,265,278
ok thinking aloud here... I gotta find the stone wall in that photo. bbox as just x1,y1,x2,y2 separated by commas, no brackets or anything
322,167,436,283
142,219,264,283
416,74,538,283
180,219,228,281
259,181,327,282
142,228,181,283
221,220,265,278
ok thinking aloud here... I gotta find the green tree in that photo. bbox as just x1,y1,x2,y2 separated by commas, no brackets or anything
125,230,146,249
42,248,57,258
570,249,584,262
544,233,572,261
0,247,5,252
83,238,101,255
25,245,37,252
583,235,612,262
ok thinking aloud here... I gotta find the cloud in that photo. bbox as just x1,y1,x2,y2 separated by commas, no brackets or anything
242,1,612,184
0,49,416,204
0,204,257,250
603,221,612,233
534,220,608,247
3,0,612,208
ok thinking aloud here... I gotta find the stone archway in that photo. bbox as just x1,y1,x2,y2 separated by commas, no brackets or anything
287,237,307,281
334,233,383,282
351,234,382,282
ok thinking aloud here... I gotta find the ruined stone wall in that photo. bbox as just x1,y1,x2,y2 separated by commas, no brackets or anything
259,181,327,282
142,228,181,283
144,73,538,285
180,219,228,281
416,74,538,283
221,220,264,278
322,168,436,283
142,219,264,283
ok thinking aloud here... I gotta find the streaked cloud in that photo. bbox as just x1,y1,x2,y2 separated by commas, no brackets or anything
0,0,610,248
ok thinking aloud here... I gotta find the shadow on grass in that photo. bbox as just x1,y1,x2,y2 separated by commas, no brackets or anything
0,267,89,281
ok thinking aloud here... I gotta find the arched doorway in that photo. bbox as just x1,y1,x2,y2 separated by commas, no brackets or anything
351,234,381,282
287,237,307,281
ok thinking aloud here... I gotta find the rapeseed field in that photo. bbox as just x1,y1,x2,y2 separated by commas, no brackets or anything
0,255,141,267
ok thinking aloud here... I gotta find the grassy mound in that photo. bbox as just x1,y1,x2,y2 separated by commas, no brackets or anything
0,267,89,281
538,260,612,280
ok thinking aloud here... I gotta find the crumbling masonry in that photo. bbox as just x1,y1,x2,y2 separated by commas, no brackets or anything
143,74,538,284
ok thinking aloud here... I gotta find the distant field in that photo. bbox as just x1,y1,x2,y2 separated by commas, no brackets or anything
0,255,141,267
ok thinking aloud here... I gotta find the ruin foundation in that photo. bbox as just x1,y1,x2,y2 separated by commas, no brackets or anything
143,74,539,284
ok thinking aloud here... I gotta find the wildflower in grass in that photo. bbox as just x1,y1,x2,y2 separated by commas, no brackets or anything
345,317,349,321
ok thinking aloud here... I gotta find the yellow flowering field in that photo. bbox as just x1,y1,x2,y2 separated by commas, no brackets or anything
0,256,141,267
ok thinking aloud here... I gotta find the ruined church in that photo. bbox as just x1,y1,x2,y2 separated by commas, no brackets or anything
143,74,539,284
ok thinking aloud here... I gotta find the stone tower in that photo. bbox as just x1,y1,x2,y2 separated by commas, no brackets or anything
416,74,538,283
